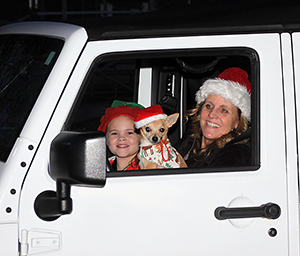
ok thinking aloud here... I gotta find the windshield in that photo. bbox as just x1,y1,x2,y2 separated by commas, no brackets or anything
0,34,64,162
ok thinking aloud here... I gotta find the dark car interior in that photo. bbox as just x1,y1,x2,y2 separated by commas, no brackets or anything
66,47,259,173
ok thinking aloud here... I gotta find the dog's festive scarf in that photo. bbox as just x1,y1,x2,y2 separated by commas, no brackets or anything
139,138,181,168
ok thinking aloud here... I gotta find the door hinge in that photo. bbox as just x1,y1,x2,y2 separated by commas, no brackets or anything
20,229,61,256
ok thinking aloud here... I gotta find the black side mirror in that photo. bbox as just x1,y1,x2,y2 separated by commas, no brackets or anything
34,131,107,221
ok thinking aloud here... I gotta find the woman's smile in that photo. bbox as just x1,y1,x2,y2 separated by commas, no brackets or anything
206,121,220,128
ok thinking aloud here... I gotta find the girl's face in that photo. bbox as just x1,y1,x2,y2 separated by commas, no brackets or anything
106,116,140,159
200,94,239,147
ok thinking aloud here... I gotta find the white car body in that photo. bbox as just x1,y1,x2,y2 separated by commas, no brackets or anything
0,6,300,256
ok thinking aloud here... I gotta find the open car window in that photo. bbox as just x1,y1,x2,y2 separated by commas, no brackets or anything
66,48,259,175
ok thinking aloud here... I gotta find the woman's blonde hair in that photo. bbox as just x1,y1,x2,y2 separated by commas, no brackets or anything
186,100,249,161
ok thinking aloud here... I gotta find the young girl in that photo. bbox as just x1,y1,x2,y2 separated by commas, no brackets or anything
98,101,144,171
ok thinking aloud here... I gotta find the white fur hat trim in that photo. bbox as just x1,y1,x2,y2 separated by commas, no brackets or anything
135,114,167,129
195,78,251,121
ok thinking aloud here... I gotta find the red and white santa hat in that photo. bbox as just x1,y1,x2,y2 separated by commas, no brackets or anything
134,105,167,129
195,67,251,121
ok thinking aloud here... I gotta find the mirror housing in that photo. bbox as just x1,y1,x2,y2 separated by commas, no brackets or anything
34,131,107,221
50,131,107,186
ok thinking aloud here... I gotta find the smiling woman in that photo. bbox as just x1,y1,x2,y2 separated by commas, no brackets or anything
177,67,251,168
200,94,240,148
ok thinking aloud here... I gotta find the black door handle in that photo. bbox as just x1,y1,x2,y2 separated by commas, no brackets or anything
215,203,281,220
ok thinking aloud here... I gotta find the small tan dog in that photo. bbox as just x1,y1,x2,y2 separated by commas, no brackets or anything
134,105,187,169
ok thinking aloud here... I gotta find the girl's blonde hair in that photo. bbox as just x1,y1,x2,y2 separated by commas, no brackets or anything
186,101,249,161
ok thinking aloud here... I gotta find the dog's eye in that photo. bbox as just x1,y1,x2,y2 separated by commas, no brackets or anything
145,127,151,132
160,128,165,133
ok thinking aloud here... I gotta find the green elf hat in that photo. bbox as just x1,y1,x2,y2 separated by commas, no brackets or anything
98,100,145,132
111,100,145,110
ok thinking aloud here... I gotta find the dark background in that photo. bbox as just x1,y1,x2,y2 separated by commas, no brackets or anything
0,0,162,25
1,0,300,26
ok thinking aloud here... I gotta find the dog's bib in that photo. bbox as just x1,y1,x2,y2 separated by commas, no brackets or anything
139,139,181,168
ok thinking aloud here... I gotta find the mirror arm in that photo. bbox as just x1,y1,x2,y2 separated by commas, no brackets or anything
58,180,72,215
34,180,72,221
34,131,107,221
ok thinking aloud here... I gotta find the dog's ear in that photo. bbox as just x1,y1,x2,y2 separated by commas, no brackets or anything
165,113,179,128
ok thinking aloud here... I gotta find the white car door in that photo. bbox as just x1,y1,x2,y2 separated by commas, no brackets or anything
19,33,294,255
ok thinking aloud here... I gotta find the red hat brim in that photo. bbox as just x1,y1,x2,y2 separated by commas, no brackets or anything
98,106,140,132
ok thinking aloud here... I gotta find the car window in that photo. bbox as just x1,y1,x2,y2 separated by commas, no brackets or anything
0,34,64,162
66,48,259,175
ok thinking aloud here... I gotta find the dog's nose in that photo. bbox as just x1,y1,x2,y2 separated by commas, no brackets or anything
152,136,158,143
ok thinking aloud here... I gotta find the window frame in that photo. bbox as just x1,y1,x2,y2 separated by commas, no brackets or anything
65,46,260,177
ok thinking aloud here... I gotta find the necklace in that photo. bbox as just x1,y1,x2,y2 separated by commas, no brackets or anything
112,158,131,171
118,155,138,171
122,162,132,171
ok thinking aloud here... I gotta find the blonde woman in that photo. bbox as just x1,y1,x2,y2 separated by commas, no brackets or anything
178,67,251,168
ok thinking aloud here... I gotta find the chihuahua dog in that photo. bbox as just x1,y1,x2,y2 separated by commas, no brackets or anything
137,112,187,169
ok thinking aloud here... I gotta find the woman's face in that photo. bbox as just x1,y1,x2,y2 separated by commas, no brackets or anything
200,94,239,147
106,116,140,159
